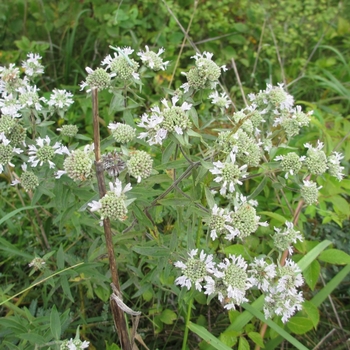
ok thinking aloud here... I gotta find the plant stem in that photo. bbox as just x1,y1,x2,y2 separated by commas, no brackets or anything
91,88,132,350
182,297,193,350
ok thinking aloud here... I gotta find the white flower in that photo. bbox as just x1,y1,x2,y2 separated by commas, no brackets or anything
48,89,74,111
209,90,231,109
27,136,65,168
22,53,44,77
210,152,248,196
17,85,47,111
174,249,215,291
248,258,276,292
137,46,169,71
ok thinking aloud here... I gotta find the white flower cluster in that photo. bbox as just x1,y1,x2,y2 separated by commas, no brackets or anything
137,96,192,145
175,250,304,321
80,45,170,92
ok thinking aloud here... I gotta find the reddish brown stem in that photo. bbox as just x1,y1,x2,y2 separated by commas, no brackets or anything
91,88,132,350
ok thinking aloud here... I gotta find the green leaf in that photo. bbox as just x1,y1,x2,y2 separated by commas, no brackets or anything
303,260,320,290
188,322,233,350
0,237,33,260
247,332,265,348
50,305,61,340
238,336,250,350
223,244,255,260
319,249,350,265
297,240,332,272
189,107,199,129
160,309,177,325
258,211,286,224
132,246,171,257
17,333,46,344
0,206,39,225
301,300,319,328
219,330,239,347
286,317,314,335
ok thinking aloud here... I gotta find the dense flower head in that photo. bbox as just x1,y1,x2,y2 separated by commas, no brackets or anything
248,83,295,126
263,287,304,323
57,145,94,181
57,124,79,138
28,136,66,169
215,130,262,167
0,115,26,146
108,122,136,143
80,67,112,92
300,179,322,205
181,51,226,92
212,255,250,310
22,53,44,78
138,96,192,145
174,249,215,291
0,132,23,173
137,46,169,71
17,85,47,111
277,259,304,293
276,105,312,139
248,258,276,292
275,152,305,178
304,141,328,175
126,150,153,183
102,47,139,81
48,89,74,112
12,163,39,191
88,179,132,221
208,204,237,240
327,151,344,181
210,152,248,196
230,194,268,239
272,221,303,255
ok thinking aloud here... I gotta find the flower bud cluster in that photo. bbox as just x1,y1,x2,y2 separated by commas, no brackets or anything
108,122,136,144
57,144,94,181
0,115,26,146
88,179,132,222
57,124,79,138
300,180,322,205
127,150,153,183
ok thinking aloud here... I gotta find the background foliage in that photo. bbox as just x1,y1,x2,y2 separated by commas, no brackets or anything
1,0,349,349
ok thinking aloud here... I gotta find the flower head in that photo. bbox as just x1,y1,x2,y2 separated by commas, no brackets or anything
80,67,112,92
108,122,136,144
137,46,169,71
210,152,248,196
304,141,328,175
275,152,305,179
272,222,303,255
22,53,44,78
327,151,344,181
48,89,74,112
102,47,140,81
28,136,66,168
88,179,132,221
208,204,238,240
137,96,192,145
174,249,215,291
126,150,153,183
209,90,231,109
300,179,322,205
181,51,226,92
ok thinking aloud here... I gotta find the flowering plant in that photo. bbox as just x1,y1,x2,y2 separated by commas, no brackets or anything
0,44,348,350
